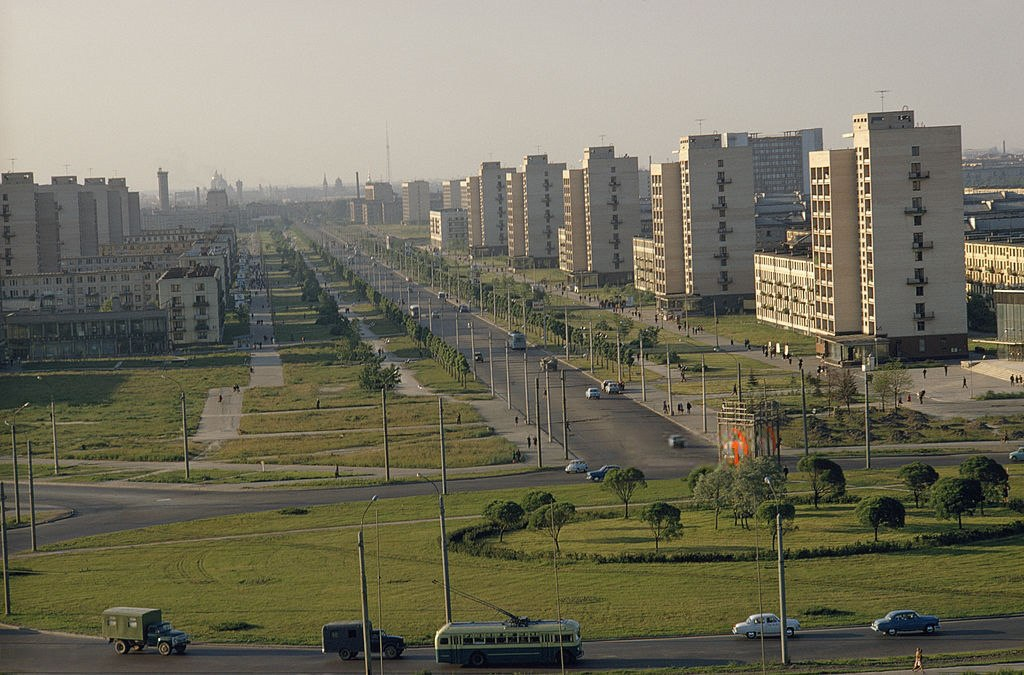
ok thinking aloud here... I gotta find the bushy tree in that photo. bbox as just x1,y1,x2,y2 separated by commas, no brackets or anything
797,454,846,508
639,502,682,550
855,496,906,541
358,363,401,392
692,468,734,530
482,500,524,543
603,467,647,518
731,457,786,528
931,477,984,528
835,369,859,412
897,462,939,507
530,502,576,552
686,465,715,493
959,456,1009,515
755,500,797,551
872,360,913,410
521,490,555,513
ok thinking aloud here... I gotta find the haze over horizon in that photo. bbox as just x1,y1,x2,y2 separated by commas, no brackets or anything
2,0,1021,192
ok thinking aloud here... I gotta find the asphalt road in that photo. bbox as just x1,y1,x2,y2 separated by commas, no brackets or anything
3,615,1022,672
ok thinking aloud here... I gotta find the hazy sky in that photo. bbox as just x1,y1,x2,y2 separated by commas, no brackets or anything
2,0,1021,192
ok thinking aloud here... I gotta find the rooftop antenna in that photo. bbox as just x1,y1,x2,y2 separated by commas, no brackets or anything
696,118,706,134
63,163,71,174
599,134,606,144
875,89,890,111
385,121,392,184
7,158,15,171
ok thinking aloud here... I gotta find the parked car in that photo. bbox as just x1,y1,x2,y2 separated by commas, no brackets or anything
565,459,589,474
732,613,800,639
871,610,940,636
668,434,686,448
430,311,441,318
586,464,620,482
1010,447,1024,461
585,387,601,400
474,352,484,362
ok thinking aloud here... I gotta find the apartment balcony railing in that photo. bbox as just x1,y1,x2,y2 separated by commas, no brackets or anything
712,202,728,209
716,176,732,184
193,298,210,307
913,311,935,320
911,240,934,250
906,276,929,285
904,206,927,215
908,171,931,179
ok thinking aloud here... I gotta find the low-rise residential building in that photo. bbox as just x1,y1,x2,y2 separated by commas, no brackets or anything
429,209,469,251
753,251,814,333
632,236,657,294
965,234,1024,297
157,265,224,346
3,309,169,361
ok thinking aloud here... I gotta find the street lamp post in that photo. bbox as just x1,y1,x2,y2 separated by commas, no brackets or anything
763,477,789,665
36,376,59,475
159,375,190,480
862,362,872,469
5,402,29,522
358,495,378,675
417,474,452,624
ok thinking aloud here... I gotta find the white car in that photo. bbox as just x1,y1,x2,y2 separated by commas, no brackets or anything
1010,447,1024,461
585,387,601,400
565,459,589,474
732,613,800,639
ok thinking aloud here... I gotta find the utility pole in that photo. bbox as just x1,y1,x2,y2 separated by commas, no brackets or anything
27,440,36,552
523,352,530,425
535,377,543,468
1,482,9,615
666,346,673,415
800,368,809,456
505,345,511,410
701,354,708,433
381,388,391,482
545,369,553,442
560,371,569,459
639,333,647,402
488,333,495,398
438,398,448,495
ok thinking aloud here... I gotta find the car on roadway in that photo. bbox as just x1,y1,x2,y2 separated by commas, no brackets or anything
732,613,800,639
431,311,441,318
565,459,589,474
1010,447,1024,461
458,304,470,313
474,352,484,362
871,610,940,636
586,464,620,482
585,387,601,400
668,434,686,448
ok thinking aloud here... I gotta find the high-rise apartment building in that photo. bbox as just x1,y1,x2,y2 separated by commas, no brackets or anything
519,154,564,267
430,209,469,251
681,133,756,305
581,146,641,284
559,168,588,276
1,172,59,276
506,169,525,259
647,162,686,308
442,180,462,210
750,128,823,196
478,162,509,253
754,110,967,362
402,180,430,225
460,176,481,248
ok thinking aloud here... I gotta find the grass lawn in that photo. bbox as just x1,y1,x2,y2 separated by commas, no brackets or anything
12,469,1024,647
1,355,247,462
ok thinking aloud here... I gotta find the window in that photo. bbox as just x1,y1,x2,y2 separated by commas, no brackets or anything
915,251,923,262
913,180,921,191
916,286,924,296
912,197,923,209
911,146,920,156
914,215,923,226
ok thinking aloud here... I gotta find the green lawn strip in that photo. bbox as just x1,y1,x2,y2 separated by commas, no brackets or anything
125,468,362,484
406,359,490,397
238,398,483,434
4,509,69,528
14,496,1024,646
3,361,246,462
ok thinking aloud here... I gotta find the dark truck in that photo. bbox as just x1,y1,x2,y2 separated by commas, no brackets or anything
322,621,405,660
102,607,190,656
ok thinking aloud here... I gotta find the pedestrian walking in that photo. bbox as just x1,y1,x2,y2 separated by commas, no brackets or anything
662,400,668,413
515,415,519,425
963,376,968,388
918,389,925,404
943,364,948,376
527,436,532,448
316,398,320,409
912,647,924,672
922,369,927,379
686,401,692,414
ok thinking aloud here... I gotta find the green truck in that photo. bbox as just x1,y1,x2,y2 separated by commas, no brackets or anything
101,607,190,656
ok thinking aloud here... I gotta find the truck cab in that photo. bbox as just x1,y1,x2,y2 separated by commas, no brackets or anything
507,332,526,350
322,621,405,661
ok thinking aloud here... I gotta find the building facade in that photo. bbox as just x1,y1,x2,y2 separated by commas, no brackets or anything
581,146,641,284
157,265,224,346
402,180,431,225
559,168,590,278
520,154,564,267
429,209,469,251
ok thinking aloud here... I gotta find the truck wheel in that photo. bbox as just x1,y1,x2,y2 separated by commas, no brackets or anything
113,640,129,655
339,648,354,660
158,642,172,656
383,644,399,659
468,651,486,667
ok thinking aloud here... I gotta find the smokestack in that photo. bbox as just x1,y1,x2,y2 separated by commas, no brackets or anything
356,172,360,199
157,168,169,211
196,186,201,206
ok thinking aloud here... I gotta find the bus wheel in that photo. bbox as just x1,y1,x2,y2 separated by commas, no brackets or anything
468,651,486,667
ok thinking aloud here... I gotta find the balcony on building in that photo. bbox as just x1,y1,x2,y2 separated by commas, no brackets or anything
716,176,732,184
913,310,935,320
712,202,728,209
911,240,934,250
193,298,210,307
904,206,927,215
906,276,929,285
908,170,931,179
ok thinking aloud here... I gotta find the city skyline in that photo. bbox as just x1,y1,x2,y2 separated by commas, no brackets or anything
2,0,1022,190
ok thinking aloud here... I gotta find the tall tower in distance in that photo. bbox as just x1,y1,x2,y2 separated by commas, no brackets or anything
157,168,169,211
